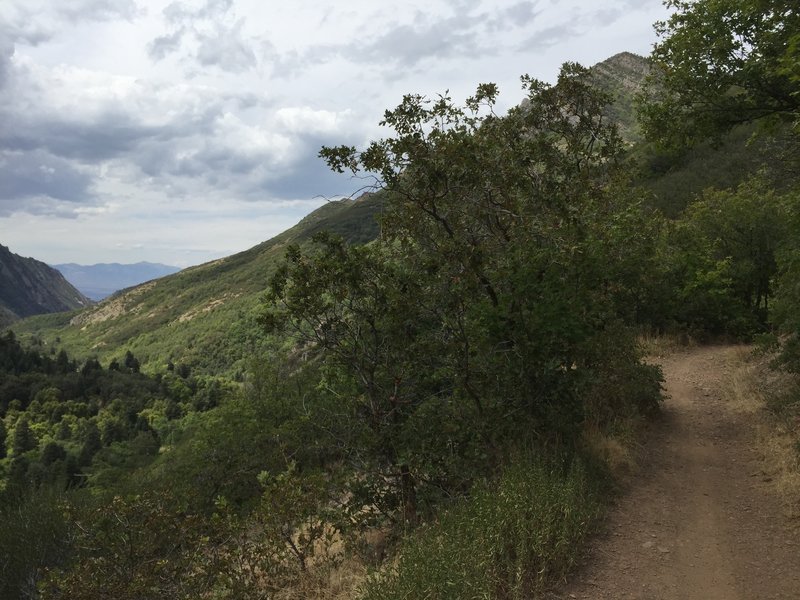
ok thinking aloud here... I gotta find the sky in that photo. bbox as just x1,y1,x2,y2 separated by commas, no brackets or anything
0,0,670,268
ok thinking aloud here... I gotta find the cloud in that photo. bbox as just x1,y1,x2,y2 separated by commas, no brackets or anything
517,0,649,52
194,19,256,71
149,0,257,73
0,150,95,216
0,33,14,88
0,0,140,49
275,107,354,135
270,1,543,79
518,22,581,51
56,0,141,23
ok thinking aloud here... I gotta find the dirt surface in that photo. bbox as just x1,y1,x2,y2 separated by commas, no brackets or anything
550,345,800,600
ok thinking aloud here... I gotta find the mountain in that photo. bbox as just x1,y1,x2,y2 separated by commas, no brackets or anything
13,195,383,376
54,262,182,301
589,51,650,143
0,244,92,326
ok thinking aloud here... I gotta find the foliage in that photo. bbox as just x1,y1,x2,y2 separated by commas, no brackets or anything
639,0,800,150
264,64,664,534
39,491,216,600
652,179,788,337
0,487,70,600
360,454,602,600
772,189,800,372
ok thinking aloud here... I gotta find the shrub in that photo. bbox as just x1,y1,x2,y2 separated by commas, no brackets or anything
360,454,602,600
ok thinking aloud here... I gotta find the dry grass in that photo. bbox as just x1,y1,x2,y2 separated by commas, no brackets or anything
729,349,800,520
583,424,639,480
273,528,391,599
275,557,368,600
637,330,697,358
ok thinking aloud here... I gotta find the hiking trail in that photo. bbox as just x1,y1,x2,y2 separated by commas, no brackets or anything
551,345,800,600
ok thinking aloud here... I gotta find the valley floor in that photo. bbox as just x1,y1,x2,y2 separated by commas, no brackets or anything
550,345,800,600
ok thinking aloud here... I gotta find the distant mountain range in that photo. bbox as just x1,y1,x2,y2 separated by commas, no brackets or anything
53,262,182,301
0,244,92,327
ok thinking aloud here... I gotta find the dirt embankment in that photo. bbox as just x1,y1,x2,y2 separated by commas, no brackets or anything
550,345,800,600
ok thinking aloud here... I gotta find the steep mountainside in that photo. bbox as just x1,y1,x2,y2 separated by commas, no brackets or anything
589,51,650,143
13,194,383,376
54,262,182,301
0,245,92,324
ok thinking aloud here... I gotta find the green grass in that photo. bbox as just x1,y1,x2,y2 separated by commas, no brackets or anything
360,453,602,600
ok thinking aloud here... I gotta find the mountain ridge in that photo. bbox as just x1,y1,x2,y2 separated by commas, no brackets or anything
0,244,92,326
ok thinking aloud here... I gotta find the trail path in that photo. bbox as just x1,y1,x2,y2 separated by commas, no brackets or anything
550,345,800,600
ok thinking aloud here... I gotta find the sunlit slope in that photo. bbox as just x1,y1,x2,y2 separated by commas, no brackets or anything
13,195,382,377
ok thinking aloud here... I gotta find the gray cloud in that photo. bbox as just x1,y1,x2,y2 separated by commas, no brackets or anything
0,100,221,164
0,150,95,215
486,1,542,31
262,152,357,200
195,19,256,71
0,0,140,51
148,29,183,61
149,0,257,73
0,34,14,89
518,22,581,51
57,0,140,23
270,1,542,79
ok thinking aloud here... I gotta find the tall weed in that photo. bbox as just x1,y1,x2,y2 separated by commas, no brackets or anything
360,454,601,600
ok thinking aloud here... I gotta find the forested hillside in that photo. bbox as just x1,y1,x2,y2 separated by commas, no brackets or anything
2,1,799,598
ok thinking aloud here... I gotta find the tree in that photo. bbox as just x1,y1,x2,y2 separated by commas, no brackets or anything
0,419,6,459
123,351,140,374
265,235,438,525
12,417,36,456
267,63,662,526
79,421,102,467
639,0,800,150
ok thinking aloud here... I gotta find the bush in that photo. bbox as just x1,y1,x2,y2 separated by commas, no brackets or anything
360,454,602,600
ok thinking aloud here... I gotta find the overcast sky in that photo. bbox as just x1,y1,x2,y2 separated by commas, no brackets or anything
0,0,670,267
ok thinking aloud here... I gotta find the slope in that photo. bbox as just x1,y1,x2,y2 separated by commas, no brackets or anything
590,51,650,143
54,262,182,301
0,244,92,325
12,194,383,377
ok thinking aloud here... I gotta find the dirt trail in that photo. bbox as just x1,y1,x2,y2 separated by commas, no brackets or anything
550,345,800,600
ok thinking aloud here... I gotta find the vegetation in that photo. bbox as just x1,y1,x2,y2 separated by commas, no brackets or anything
11,196,382,379
2,1,800,597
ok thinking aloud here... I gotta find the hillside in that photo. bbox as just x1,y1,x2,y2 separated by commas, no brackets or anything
12,194,383,376
0,245,91,325
54,262,182,301
590,51,650,143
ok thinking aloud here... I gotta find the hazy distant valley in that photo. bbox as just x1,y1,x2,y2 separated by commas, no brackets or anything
53,262,181,301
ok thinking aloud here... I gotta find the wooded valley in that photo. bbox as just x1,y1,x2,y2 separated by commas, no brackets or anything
2,1,799,597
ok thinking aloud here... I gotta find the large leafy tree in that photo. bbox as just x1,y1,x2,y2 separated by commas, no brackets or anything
639,0,800,149
267,64,662,526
